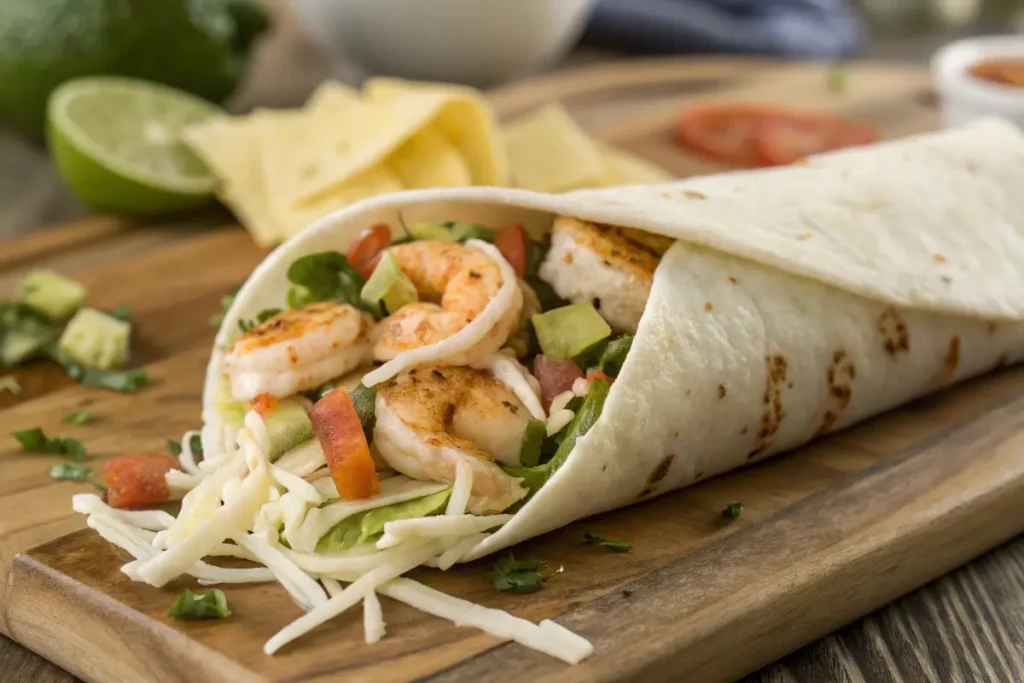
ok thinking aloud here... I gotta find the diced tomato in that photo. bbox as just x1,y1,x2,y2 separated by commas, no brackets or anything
753,115,879,167
252,393,279,417
534,355,584,411
104,453,178,509
310,389,380,500
676,103,785,166
586,370,615,386
495,223,528,277
347,223,392,279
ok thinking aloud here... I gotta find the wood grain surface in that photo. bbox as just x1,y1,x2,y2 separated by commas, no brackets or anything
2,9,1024,682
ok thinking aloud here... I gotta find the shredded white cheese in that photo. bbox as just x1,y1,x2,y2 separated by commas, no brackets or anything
275,439,326,478
377,514,513,550
472,354,546,420
264,540,443,654
165,469,202,493
431,533,487,571
233,533,328,611
379,579,594,664
361,240,520,387
547,409,575,436
445,461,473,517
549,390,575,415
177,430,205,476
73,494,175,530
572,378,590,397
270,465,322,504
363,590,387,645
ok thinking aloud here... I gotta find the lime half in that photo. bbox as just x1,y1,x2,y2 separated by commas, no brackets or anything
46,77,223,216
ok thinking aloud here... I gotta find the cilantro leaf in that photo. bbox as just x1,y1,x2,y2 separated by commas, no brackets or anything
48,462,92,482
491,552,545,594
286,252,366,312
238,308,283,333
47,346,148,393
722,502,743,521
168,588,231,620
167,438,182,456
0,303,55,367
108,304,132,322
62,410,95,424
584,532,631,552
12,427,87,461
210,281,245,327
189,433,203,458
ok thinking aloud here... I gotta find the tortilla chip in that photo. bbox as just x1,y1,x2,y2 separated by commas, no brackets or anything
388,126,472,189
502,104,609,192
598,145,674,186
276,164,403,239
183,115,283,247
363,77,509,186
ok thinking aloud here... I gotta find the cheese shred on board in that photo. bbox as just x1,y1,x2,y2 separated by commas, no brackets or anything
73,410,593,664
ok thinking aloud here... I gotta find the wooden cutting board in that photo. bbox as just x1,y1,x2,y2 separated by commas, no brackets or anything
5,59,1015,683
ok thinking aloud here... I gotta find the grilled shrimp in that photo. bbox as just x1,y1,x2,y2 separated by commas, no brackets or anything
539,216,674,333
373,366,530,514
222,302,374,401
371,241,523,366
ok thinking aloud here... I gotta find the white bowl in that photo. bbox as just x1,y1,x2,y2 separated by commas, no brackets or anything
932,36,1024,130
294,0,597,87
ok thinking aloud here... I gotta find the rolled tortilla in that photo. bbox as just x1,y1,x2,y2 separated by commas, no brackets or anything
204,117,1024,562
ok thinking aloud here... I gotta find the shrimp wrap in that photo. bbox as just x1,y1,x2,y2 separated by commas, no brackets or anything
199,118,1024,567
69,118,1024,660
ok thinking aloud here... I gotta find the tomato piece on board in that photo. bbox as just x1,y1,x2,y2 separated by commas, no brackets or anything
347,223,392,279
104,453,178,509
534,355,585,411
310,389,380,500
676,104,785,166
754,115,880,167
495,223,528,277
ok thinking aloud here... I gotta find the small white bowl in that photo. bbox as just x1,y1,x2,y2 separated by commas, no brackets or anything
932,36,1024,130
294,0,597,87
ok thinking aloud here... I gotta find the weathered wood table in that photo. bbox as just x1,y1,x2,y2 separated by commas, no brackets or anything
2,12,1024,683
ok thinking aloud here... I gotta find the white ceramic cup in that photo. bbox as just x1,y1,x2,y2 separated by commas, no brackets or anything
294,0,597,87
932,36,1024,130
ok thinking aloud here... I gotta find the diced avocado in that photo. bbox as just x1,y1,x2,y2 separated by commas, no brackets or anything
19,269,86,320
531,303,612,360
213,380,246,427
360,250,418,317
406,222,457,242
448,222,494,242
59,307,130,370
264,398,315,461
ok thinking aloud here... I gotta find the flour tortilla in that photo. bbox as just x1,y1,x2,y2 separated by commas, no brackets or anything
204,118,1024,561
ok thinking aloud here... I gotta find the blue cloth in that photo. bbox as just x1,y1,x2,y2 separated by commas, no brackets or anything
582,0,862,59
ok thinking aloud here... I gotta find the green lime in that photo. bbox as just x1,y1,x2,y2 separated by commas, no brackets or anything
46,76,223,216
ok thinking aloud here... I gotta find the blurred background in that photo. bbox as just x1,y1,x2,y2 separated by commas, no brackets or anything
0,0,1021,237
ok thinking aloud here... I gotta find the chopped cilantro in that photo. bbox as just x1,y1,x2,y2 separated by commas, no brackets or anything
48,462,92,482
62,410,95,424
167,438,182,456
108,304,132,322
12,427,87,461
238,308,283,333
722,502,743,521
584,532,631,552
491,553,545,594
168,588,231,620
210,281,245,327
48,346,148,393
286,252,366,312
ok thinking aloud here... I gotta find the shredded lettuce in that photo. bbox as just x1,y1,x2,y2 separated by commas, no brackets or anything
316,489,451,552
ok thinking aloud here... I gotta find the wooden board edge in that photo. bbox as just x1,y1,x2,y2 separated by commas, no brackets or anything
427,391,1024,683
4,552,263,683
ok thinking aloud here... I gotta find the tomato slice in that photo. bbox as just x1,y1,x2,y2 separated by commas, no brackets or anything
252,393,278,417
754,115,880,167
310,389,380,500
347,223,392,279
586,370,615,386
104,453,178,509
676,103,786,166
494,223,528,277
